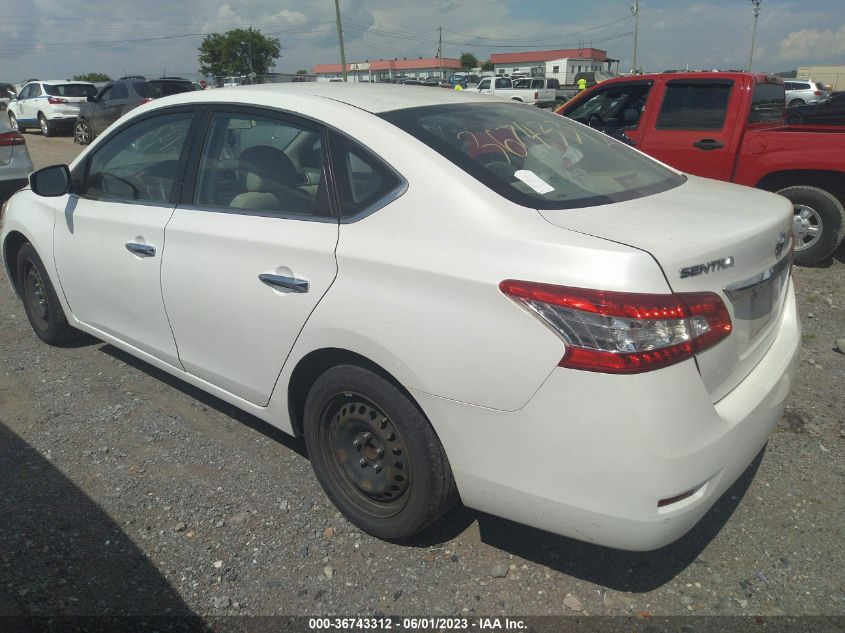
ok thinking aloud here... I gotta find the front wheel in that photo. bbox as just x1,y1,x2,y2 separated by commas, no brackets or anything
16,243,74,345
785,112,804,125
8,112,20,131
303,365,457,540
74,118,92,144
777,185,845,265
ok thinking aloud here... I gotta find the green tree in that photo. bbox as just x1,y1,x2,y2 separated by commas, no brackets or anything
198,28,281,77
72,72,111,82
296,69,308,75
460,53,478,70
480,60,494,71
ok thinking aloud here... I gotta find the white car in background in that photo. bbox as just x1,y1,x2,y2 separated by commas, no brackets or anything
7,80,97,136
0,84,800,551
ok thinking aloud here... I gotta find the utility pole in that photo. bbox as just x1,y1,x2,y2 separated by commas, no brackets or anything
631,0,639,73
436,26,443,79
334,0,348,81
749,0,762,72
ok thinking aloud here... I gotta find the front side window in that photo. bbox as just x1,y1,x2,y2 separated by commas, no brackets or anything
81,111,194,202
381,103,683,210
567,81,652,130
656,81,733,130
194,112,328,217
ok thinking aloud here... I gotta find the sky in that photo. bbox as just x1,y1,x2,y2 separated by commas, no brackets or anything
1,0,844,81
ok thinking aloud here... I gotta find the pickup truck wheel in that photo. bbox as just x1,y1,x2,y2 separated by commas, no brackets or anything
16,243,74,346
777,185,845,265
303,365,458,540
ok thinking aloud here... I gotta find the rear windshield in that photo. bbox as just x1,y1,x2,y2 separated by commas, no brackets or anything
44,83,96,98
380,103,684,210
815,82,827,91
133,82,155,98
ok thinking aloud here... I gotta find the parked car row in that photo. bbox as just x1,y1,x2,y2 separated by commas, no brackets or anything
4,77,202,143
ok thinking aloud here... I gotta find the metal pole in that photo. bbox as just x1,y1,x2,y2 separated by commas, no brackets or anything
334,0,348,81
631,0,639,73
437,26,443,79
749,0,762,72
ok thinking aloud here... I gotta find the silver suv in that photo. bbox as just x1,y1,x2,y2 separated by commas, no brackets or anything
784,79,829,107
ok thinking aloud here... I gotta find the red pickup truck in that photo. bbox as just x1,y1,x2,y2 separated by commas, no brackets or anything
556,72,845,265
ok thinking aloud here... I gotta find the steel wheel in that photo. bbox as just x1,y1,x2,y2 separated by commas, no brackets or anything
8,112,18,131
303,365,457,539
319,393,411,516
23,261,50,332
792,204,823,251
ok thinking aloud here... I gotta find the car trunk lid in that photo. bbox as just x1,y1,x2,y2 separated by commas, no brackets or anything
538,175,794,402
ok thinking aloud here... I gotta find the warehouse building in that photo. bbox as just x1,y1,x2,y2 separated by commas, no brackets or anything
313,57,461,82
797,65,845,91
491,47,618,84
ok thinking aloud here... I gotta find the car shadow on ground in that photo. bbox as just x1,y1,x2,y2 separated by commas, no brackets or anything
99,345,308,459
0,421,200,625
96,343,760,593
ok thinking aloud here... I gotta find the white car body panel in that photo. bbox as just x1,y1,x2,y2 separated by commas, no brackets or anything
0,83,802,550
53,198,181,367
161,210,339,406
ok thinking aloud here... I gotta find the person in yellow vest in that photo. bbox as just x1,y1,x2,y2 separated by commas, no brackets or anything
577,77,587,92
454,83,463,91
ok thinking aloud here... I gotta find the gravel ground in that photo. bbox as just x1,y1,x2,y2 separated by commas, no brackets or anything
1,131,843,619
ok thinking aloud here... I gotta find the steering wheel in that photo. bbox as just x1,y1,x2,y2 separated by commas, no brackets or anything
587,114,603,128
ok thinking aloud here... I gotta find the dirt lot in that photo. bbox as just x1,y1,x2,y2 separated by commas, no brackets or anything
1,131,844,619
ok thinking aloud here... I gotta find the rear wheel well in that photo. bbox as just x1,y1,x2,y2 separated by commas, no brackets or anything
756,170,845,205
287,348,418,438
2,231,29,296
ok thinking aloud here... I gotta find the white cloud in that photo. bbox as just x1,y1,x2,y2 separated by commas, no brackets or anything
777,23,845,61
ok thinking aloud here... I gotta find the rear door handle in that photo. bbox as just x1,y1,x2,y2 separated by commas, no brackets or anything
259,273,310,293
692,139,724,150
125,242,156,257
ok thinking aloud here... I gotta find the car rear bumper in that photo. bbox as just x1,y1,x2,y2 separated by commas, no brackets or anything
415,279,800,551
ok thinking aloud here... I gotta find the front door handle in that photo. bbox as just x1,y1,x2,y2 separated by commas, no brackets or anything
692,138,724,150
259,273,310,293
125,242,156,257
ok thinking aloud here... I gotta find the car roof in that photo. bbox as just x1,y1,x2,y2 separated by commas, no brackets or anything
153,82,497,114
38,80,95,85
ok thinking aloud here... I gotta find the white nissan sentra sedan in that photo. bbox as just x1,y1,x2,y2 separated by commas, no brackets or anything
0,84,799,551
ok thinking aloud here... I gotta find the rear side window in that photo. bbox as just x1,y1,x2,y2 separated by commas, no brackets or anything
657,81,733,130
110,84,129,100
44,83,96,98
329,132,402,218
748,82,785,124
133,82,154,97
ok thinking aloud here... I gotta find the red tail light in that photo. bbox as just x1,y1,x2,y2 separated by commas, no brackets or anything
499,281,732,374
0,130,25,146
47,97,68,104
140,98,153,105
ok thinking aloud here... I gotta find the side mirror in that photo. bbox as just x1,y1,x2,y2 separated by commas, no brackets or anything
30,164,71,197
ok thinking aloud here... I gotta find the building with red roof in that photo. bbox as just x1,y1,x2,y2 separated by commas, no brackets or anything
490,47,617,84
313,57,461,82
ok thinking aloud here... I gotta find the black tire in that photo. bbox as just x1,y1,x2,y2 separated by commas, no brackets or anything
788,98,805,108
16,243,74,346
303,365,457,540
38,113,52,137
777,185,845,265
785,112,804,125
74,118,92,145
8,111,20,132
